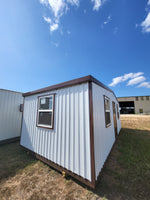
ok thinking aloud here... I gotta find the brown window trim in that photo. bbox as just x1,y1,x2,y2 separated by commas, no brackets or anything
104,95,111,128
36,93,55,129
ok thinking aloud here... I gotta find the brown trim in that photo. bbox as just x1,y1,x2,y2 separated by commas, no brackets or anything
36,94,55,130
88,81,96,188
103,95,112,128
23,76,92,97
0,137,20,145
20,97,25,138
23,75,117,101
20,144,95,189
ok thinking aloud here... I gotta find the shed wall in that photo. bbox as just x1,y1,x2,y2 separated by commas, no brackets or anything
21,83,91,181
0,90,23,141
92,83,121,179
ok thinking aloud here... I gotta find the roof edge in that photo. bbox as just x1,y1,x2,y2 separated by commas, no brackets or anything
23,75,116,99
0,88,23,94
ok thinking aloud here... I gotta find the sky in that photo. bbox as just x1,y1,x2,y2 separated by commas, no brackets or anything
0,0,150,97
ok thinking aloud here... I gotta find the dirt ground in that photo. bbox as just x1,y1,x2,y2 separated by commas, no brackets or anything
0,115,150,200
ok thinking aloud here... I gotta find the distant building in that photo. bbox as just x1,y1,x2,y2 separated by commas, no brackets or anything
117,96,150,114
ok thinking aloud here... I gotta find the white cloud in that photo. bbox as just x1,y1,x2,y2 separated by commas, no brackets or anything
137,82,150,88
43,16,51,23
141,12,150,33
91,0,107,11
40,0,79,32
148,0,150,5
127,76,146,86
104,15,111,25
50,23,59,32
109,76,124,87
109,72,144,87
91,0,102,11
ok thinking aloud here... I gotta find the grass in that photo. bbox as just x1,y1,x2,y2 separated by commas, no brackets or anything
0,115,150,200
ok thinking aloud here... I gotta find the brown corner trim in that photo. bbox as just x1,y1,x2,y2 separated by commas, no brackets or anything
0,137,20,145
88,81,96,188
20,97,25,138
20,144,95,189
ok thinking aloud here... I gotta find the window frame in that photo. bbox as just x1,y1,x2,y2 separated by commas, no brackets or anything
135,97,138,101
36,94,55,129
104,95,111,128
146,96,149,101
117,104,120,119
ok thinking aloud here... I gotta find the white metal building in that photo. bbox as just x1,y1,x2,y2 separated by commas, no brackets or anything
0,89,23,144
20,75,121,188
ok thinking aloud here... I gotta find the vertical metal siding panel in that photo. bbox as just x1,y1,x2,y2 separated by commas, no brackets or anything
69,87,74,172
65,88,70,169
84,84,91,180
79,85,85,177
74,87,79,174
21,83,91,181
54,93,59,163
61,90,66,166
0,90,23,141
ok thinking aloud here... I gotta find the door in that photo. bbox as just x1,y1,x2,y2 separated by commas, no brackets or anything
112,102,118,139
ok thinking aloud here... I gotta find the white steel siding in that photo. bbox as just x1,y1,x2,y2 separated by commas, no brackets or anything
21,83,91,181
92,83,121,179
0,90,23,141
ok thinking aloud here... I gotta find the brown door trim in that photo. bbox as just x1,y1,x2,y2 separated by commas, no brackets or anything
112,101,118,139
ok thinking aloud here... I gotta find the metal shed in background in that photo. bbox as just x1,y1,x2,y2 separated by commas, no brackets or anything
0,89,23,144
20,75,121,189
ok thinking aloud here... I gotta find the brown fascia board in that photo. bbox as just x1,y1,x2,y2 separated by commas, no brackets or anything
23,75,117,100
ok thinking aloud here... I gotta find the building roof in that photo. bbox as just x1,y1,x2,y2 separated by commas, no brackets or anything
23,75,116,99
117,95,150,98
0,88,22,94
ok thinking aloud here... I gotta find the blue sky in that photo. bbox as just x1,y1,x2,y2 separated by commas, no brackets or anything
0,0,150,97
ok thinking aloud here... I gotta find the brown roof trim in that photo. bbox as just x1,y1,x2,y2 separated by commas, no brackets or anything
23,75,117,100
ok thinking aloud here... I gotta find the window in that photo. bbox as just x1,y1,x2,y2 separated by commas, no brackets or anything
37,94,55,129
141,96,144,101
117,104,120,119
139,108,143,113
136,97,138,101
104,96,111,127
146,96,149,100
